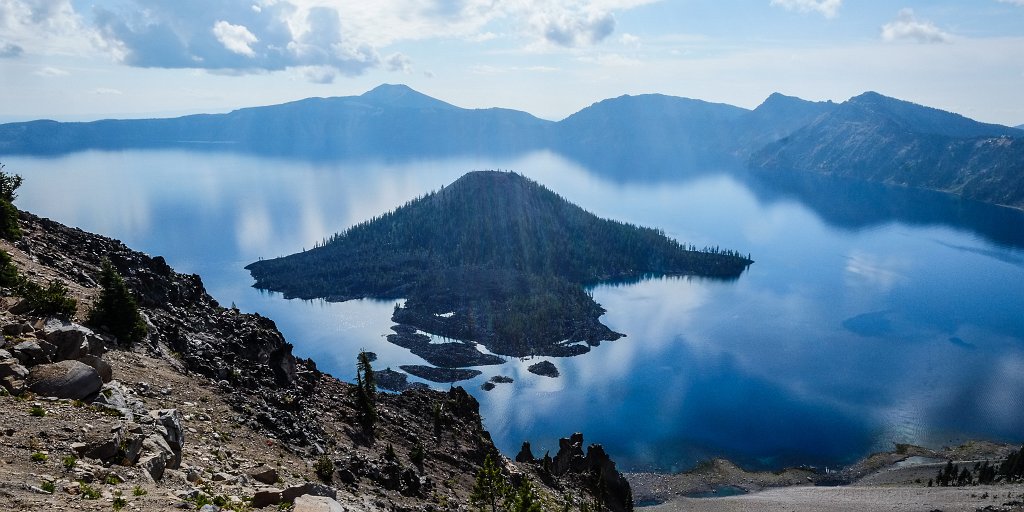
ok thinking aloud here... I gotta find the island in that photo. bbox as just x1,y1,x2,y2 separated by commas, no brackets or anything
246,171,752,368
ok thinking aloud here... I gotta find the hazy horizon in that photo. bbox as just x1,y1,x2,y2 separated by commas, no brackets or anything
1,1,1022,125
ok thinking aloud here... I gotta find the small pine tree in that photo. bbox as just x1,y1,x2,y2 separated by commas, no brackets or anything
957,467,973,486
0,163,22,240
88,260,147,345
409,441,425,467
21,279,77,318
0,250,20,288
506,477,542,512
1000,446,1024,480
355,350,377,427
470,454,508,512
314,454,334,483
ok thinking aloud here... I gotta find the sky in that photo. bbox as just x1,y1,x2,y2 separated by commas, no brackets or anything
0,0,1022,125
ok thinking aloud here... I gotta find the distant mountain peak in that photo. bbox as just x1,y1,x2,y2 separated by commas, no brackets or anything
840,90,1017,139
754,92,830,112
359,83,456,110
763,91,833,105
763,91,801,102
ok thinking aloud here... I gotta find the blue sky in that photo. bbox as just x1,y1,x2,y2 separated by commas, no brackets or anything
1,0,1022,125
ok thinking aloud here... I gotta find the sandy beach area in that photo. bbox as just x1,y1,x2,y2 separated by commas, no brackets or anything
643,484,1024,511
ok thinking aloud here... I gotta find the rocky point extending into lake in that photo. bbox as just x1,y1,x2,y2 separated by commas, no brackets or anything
246,171,752,375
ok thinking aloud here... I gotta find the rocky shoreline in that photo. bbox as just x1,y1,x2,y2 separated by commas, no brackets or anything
627,442,1024,512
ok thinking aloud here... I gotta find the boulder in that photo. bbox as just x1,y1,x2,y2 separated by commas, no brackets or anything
293,495,345,512
41,318,108,357
138,453,166,481
75,428,123,462
149,409,184,468
142,434,177,471
282,482,336,503
117,423,146,465
2,322,32,336
0,354,28,394
13,340,52,366
1,375,25,394
212,472,236,482
44,322,91,361
76,355,113,383
27,360,102,399
251,488,282,508
249,465,279,485
0,358,28,380
91,381,147,420
336,469,356,485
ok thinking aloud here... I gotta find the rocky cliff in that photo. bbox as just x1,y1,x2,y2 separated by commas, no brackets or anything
0,210,632,511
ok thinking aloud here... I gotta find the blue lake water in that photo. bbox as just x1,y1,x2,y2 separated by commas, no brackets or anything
9,149,1024,472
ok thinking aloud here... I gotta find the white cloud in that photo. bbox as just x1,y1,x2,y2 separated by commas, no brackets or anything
996,0,1024,5
299,65,336,84
619,33,640,46
881,8,951,44
34,66,68,76
385,52,412,73
0,0,103,56
213,20,258,57
466,31,498,43
471,64,559,75
578,52,642,67
91,87,123,95
1,0,651,82
770,0,842,19
529,6,617,47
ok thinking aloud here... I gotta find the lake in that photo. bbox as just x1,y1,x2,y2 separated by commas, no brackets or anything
9,149,1024,472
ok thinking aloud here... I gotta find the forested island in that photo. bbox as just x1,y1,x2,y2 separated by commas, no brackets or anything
246,171,752,363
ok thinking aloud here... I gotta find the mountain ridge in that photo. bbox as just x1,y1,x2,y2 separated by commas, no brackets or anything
749,91,1024,207
1,85,1021,207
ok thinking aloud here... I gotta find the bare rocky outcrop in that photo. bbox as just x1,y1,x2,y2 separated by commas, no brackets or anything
518,432,634,512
